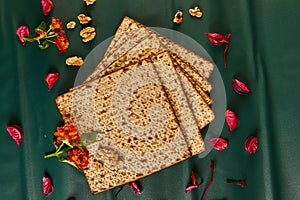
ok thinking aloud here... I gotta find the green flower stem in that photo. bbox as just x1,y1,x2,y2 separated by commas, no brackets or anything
45,33,58,39
47,39,56,44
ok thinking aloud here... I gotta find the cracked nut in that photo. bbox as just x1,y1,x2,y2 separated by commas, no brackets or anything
66,21,76,29
173,10,183,24
84,0,96,6
77,14,92,24
80,27,96,42
189,6,203,18
66,56,84,67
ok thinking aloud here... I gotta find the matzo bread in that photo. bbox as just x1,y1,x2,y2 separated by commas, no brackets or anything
60,59,193,194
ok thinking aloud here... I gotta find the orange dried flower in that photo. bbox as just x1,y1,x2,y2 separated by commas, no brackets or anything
68,147,89,170
53,125,80,146
51,17,62,29
54,30,69,52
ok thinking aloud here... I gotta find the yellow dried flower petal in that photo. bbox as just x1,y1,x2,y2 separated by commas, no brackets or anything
189,6,203,18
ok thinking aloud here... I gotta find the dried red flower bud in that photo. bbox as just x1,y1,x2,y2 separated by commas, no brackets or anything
225,109,238,133
208,137,228,150
43,173,54,196
41,0,53,16
226,178,247,188
67,147,89,170
205,32,231,68
185,170,203,193
6,124,23,147
201,161,215,200
45,72,59,91
16,26,30,45
244,136,258,154
51,17,63,30
54,30,69,53
232,78,251,95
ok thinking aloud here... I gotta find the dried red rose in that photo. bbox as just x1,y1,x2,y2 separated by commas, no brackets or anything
51,17,63,30
185,170,203,193
244,136,258,154
6,124,23,147
226,178,247,188
43,173,54,196
16,26,30,45
205,32,231,68
41,0,53,16
45,72,59,91
225,109,238,133
232,78,251,95
53,125,80,146
68,147,89,170
54,30,69,53
208,137,228,150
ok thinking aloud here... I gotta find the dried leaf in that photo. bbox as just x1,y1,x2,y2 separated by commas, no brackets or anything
225,109,238,133
244,136,258,154
43,173,54,196
6,124,23,147
232,78,251,95
45,72,59,91
208,137,228,150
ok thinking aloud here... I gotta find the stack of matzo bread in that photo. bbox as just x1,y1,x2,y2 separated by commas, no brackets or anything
55,16,215,194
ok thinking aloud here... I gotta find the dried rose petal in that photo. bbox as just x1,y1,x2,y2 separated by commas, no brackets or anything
41,0,53,16
45,72,59,91
43,174,54,196
16,26,30,45
225,109,238,133
226,179,247,188
185,170,203,193
128,182,142,195
208,137,228,150
244,136,258,154
6,124,23,147
205,32,231,68
232,78,251,95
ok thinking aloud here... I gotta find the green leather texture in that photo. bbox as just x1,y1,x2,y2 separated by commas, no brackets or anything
1,0,300,199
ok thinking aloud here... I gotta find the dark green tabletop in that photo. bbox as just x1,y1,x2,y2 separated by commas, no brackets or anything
1,0,300,199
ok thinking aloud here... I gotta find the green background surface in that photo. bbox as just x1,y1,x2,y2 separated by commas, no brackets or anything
1,0,300,200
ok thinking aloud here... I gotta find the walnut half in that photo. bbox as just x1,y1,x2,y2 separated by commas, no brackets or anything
84,0,96,6
80,27,96,42
189,6,203,18
66,21,76,29
66,56,84,67
173,10,183,24
77,14,92,24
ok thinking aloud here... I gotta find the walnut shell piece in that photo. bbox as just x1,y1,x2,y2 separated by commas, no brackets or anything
84,0,96,6
173,10,183,24
66,21,76,29
77,14,92,24
189,6,203,18
80,27,96,42
66,56,84,67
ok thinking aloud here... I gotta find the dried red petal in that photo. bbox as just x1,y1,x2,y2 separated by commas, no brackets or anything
43,174,54,196
128,182,142,195
185,171,203,193
205,32,231,68
45,72,59,91
244,136,258,154
232,78,251,95
6,124,23,147
41,0,53,16
225,109,238,133
208,137,228,150
226,179,247,188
